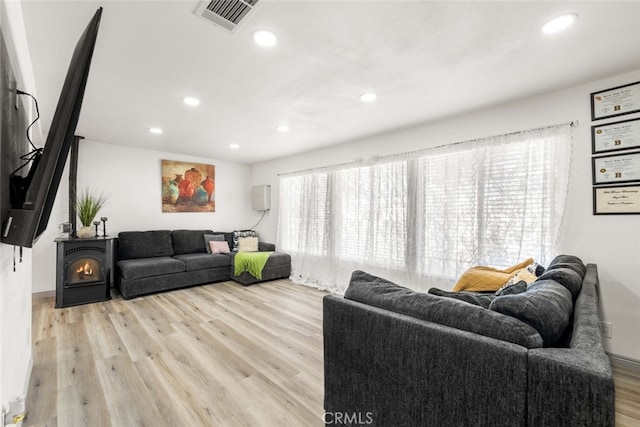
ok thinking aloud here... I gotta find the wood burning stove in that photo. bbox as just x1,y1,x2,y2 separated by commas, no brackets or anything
55,237,115,308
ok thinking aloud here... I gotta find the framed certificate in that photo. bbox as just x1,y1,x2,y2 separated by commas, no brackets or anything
592,151,640,185
593,185,640,215
592,118,640,154
591,81,640,121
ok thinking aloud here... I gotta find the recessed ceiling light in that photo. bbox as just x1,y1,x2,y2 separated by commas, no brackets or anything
183,97,200,106
277,125,290,133
360,92,377,103
149,127,163,134
252,29,277,47
230,143,240,149
542,13,578,34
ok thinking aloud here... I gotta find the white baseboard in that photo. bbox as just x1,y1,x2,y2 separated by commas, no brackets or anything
2,356,31,427
32,290,54,299
608,353,640,371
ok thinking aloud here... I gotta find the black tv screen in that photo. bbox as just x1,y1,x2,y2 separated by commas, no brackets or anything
1,7,102,248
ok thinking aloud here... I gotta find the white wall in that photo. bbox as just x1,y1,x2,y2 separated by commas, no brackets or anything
32,140,254,293
252,68,640,362
0,0,37,417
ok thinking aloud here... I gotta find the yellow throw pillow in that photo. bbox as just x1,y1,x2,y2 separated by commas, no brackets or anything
452,258,534,292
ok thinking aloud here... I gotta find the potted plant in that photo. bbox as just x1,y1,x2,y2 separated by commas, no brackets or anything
75,188,108,238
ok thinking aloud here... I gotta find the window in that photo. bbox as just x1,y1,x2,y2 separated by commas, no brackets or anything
278,123,572,292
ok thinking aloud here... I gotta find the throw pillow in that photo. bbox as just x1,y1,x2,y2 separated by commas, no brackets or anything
452,258,534,292
237,236,259,252
209,240,231,254
232,230,257,251
204,234,225,254
489,280,573,346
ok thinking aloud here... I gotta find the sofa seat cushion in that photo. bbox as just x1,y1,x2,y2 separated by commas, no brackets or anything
489,280,573,346
118,230,174,259
118,257,185,280
345,270,543,348
264,252,291,267
229,251,291,267
173,253,231,271
171,230,213,255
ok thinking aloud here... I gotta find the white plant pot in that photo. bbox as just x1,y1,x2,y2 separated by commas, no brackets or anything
76,225,95,239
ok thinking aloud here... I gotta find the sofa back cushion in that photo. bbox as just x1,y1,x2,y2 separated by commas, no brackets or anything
345,270,543,348
546,254,586,278
536,268,582,301
118,230,174,260
489,280,573,346
427,288,496,308
171,230,214,254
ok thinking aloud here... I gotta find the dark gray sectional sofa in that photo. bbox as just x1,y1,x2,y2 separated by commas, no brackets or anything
115,229,291,299
323,255,614,426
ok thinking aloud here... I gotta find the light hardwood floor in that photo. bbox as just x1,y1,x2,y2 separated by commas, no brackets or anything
26,280,326,427
615,364,640,426
25,279,640,427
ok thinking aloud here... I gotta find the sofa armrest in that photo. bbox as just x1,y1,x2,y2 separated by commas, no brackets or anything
526,264,614,426
527,348,614,426
258,242,276,251
323,294,529,426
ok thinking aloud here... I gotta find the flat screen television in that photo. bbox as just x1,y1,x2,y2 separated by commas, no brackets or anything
1,7,102,248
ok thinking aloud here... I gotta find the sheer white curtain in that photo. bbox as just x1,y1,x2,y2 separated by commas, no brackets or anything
278,123,572,293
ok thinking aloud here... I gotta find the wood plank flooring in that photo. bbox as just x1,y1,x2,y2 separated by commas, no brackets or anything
25,279,640,427
26,280,326,427
615,364,640,427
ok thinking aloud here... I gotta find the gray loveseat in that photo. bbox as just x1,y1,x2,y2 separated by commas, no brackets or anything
115,229,291,299
323,255,614,426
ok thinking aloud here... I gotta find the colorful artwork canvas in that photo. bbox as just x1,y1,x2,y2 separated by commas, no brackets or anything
162,160,215,212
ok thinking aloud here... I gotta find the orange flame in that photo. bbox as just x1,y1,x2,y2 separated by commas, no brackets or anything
76,262,93,276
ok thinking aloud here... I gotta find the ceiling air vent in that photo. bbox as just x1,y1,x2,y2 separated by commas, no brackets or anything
195,0,260,33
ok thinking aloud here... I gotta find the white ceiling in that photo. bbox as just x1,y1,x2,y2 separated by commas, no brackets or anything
19,1,640,165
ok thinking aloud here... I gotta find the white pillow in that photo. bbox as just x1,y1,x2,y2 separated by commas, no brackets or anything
237,236,259,252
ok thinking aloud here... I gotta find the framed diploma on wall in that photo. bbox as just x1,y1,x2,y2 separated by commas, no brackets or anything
592,117,640,154
592,151,640,185
591,81,640,121
593,185,640,215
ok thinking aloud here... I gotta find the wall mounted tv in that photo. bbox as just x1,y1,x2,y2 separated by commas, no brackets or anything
1,7,102,248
